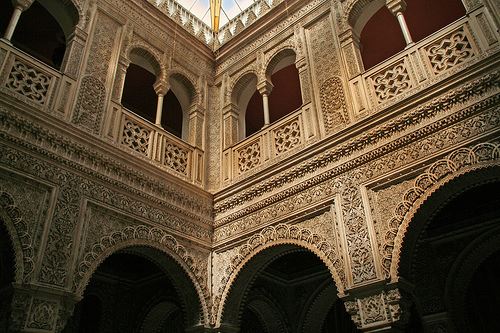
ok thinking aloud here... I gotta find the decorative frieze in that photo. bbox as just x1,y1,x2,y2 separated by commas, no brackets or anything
215,101,499,249
214,71,499,214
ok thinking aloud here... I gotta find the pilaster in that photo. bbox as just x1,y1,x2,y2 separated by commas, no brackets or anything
343,283,411,332
222,103,239,149
7,284,79,333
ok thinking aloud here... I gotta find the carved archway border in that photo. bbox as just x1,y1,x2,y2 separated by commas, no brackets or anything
342,0,384,31
264,45,297,78
168,69,199,105
230,69,259,102
124,39,163,72
445,226,500,331
387,142,500,279
74,224,209,325
0,190,34,283
214,223,344,326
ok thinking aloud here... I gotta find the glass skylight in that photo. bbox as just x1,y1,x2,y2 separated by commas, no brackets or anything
175,0,256,29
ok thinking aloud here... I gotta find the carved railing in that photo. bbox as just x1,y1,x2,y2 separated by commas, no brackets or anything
109,104,204,185
222,102,316,182
149,0,282,48
348,6,499,118
0,40,76,118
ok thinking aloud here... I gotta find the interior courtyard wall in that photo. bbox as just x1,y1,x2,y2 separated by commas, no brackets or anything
0,0,499,331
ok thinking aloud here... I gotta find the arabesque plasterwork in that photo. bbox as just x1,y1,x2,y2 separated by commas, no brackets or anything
0,0,499,330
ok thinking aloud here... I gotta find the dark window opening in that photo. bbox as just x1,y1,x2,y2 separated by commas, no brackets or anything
268,64,302,123
245,63,302,137
161,90,183,139
405,0,465,43
8,1,67,69
360,6,406,70
245,89,264,137
122,63,157,124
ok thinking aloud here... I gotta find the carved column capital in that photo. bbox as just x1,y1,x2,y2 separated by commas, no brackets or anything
386,0,407,15
343,284,412,332
153,77,170,96
11,0,34,11
257,80,273,95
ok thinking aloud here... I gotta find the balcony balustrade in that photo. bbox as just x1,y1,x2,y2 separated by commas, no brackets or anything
222,102,316,183
0,39,204,186
348,6,498,118
0,39,76,119
107,104,204,185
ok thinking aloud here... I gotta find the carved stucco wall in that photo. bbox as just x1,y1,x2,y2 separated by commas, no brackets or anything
0,0,499,330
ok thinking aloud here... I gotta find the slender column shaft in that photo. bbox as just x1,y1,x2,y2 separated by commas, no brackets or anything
155,94,164,126
262,93,270,126
4,6,23,41
396,12,413,45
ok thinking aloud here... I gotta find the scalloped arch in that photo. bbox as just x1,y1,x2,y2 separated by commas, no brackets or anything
386,143,500,280
74,225,209,325
214,223,344,326
0,190,34,283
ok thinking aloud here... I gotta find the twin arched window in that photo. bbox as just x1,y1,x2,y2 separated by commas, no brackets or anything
356,0,466,70
121,48,195,140
1,0,79,70
232,49,303,140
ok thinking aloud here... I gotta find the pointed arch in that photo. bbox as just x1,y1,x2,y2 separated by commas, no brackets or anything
74,225,209,326
168,70,197,111
264,48,303,125
37,0,80,39
215,223,344,327
167,70,197,140
386,142,500,280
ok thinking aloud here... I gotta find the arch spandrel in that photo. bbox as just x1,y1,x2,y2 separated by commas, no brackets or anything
213,223,345,327
385,142,500,281
74,224,210,326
